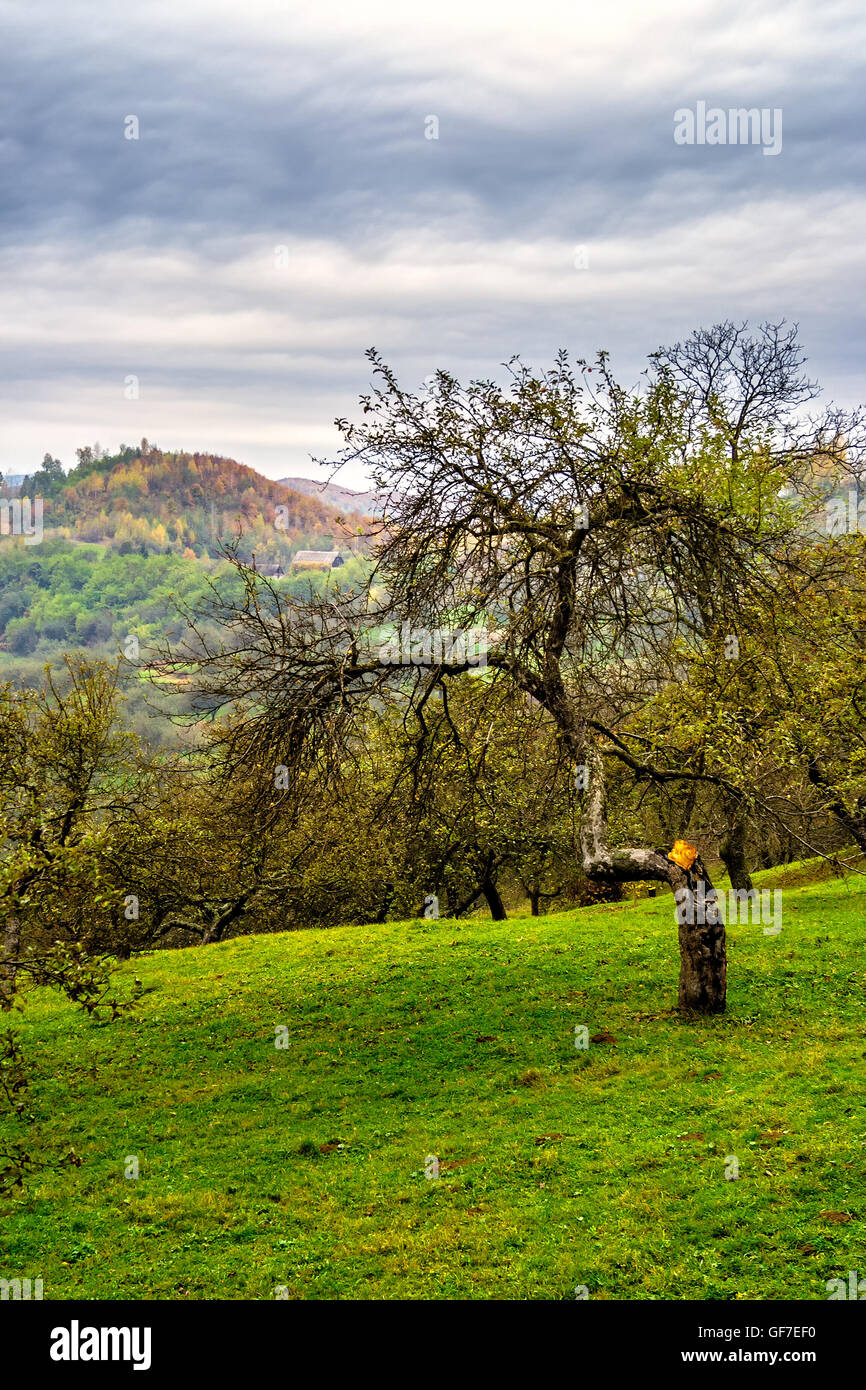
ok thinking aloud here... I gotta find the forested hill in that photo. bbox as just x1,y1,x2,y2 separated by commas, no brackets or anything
0,443,372,709
12,442,368,558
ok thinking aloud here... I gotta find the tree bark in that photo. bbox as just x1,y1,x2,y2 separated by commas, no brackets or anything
374,883,395,924
719,807,753,892
481,877,508,921
580,744,726,1014
674,857,727,1013
200,891,255,945
529,888,540,917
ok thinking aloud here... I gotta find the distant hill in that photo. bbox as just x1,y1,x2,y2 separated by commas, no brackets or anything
277,475,385,516
13,444,361,560
0,444,381,704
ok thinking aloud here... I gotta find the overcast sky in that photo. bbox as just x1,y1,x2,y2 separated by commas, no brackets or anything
1,0,864,486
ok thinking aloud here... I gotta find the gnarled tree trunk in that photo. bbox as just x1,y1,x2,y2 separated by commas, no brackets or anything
481,876,507,921
719,805,753,892
580,745,726,1014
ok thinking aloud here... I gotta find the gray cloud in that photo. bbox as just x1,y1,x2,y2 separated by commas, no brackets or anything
1,0,865,482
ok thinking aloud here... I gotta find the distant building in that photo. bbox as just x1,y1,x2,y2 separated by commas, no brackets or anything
291,550,345,569
254,562,285,578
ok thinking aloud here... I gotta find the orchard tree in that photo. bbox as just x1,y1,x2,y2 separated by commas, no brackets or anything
103,737,321,948
0,659,135,1190
171,324,862,1015
0,658,138,970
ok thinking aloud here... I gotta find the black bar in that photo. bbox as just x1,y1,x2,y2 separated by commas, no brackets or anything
7,1297,859,1377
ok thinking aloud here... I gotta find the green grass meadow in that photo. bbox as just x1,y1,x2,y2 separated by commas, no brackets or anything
2,865,864,1299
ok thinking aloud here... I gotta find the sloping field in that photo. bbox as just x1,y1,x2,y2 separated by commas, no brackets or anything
2,870,864,1299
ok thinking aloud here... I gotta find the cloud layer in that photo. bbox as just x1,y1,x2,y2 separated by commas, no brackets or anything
2,0,864,484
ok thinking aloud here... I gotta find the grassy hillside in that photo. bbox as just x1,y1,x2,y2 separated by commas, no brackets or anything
2,869,864,1300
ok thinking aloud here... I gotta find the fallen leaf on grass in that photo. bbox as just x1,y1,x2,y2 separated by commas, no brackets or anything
318,1139,346,1154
